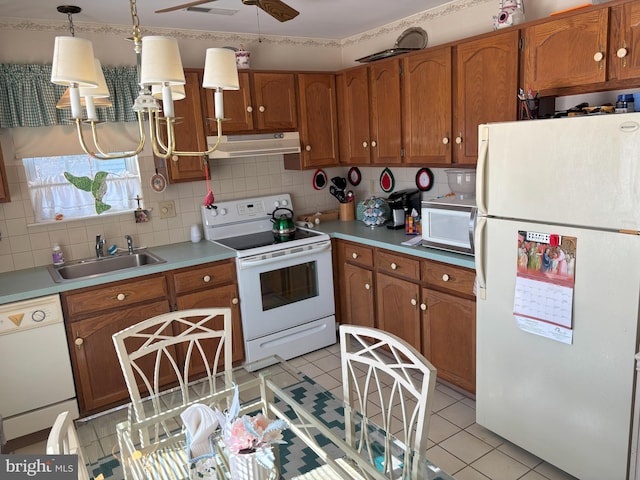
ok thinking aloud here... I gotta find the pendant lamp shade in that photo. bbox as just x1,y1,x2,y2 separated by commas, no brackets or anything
202,48,239,90
56,89,113,109
139,36,186,85
51,36,98,87
80,59,110,98
151,83,186,100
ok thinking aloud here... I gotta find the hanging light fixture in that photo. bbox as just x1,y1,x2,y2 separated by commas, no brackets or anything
51,0,239,161
54,6,113,112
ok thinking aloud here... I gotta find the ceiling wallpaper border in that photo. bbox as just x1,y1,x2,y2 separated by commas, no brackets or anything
0,0,491,49
342,0,493,46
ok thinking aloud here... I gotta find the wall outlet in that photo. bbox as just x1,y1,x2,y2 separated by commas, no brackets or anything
159,200,176,219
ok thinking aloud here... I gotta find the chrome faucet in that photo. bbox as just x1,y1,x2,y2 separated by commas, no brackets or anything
95,235,105,258
125,235,134,255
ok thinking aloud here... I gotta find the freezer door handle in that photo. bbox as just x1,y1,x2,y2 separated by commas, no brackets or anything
476,125,489,216
475,216,487,300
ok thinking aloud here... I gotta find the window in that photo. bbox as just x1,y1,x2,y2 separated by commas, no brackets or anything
23,154,142,224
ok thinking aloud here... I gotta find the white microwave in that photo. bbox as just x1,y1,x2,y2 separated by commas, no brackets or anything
421,197,477,255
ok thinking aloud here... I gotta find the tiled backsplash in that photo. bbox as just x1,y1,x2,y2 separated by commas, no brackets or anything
0,153,458,273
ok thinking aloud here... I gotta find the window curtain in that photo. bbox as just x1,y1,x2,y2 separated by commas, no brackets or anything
29,172,140,223
0,64,139,128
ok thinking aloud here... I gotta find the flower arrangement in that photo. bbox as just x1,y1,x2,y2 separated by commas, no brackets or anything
213,385,288,470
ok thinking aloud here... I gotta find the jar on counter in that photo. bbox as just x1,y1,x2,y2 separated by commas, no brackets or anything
52,244,64,265
625,94,635,112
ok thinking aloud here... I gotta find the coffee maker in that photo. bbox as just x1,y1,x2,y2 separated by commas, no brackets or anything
386,189,421,229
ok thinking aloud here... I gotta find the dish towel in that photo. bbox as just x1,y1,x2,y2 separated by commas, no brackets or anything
180,404,220,460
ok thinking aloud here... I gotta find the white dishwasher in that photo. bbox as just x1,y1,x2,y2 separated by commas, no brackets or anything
0,294,78,443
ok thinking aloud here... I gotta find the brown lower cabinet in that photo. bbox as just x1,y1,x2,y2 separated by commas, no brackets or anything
62,260,243,415
421,288,475,394
340,263,375,328
336,239,476,394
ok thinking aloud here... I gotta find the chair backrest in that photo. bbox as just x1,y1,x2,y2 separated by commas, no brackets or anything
112,308,233,423
339,324,436,479
46,411,90,480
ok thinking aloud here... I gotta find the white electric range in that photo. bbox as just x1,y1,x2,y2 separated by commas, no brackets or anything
201,193,336,369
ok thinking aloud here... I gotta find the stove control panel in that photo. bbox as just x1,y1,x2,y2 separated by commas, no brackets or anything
202,194,294,240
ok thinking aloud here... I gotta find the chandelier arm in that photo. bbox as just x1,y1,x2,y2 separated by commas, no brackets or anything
148,110,172,159
153,114,171,155
87,113,146,159
73,118,137,160
171,118,223,157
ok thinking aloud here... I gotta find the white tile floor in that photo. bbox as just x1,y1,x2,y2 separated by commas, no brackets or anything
287,344,579,480
12,344,579,480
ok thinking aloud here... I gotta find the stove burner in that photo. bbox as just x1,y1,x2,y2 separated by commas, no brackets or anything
214,229,321,251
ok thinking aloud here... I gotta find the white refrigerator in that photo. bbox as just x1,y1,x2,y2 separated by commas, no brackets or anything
475,113,640,480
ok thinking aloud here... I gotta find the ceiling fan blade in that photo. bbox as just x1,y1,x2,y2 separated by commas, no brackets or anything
155,0,217,14
256,0,300,22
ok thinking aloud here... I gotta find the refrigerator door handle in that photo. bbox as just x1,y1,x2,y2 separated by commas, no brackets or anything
476,125,489,216
475,216,487,300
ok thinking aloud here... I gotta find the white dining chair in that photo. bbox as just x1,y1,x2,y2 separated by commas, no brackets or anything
339,324,437,479
46,411,91,480
112,308,233,424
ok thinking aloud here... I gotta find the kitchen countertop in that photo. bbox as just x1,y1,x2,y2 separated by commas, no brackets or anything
314,219,475,269
0,220,474,305
0,241,236,305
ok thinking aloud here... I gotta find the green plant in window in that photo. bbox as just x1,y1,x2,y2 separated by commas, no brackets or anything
63,171,112,214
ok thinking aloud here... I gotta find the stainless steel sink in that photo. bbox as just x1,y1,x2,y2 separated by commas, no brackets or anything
47,249,166,283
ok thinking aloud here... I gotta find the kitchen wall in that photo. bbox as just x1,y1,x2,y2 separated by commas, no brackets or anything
0,0,590,273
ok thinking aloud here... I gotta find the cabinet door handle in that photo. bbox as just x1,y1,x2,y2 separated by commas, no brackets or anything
362,141,368,148
247,106,253,113
203,275,211,283
259,105,266,113
114,293,128,301
352,252,359,259
74,337,84,347
420,303,427,311
442,137,450,145
232,297,239,305
371,140,377,148
442,273,450,282
390,262,398,270
455,135,463,145
365,283,371,290
410,298,417,306
305,145,312,152
618,42,628,67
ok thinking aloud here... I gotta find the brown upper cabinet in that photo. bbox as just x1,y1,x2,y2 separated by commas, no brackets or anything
453,29,520,164
369,59,403,165
609,1,640,81
337,59,402,165
346,30,519,168
288,73,339,169
207,71,298,135
402,46,453,165
523,8,610,93
0,142,10,203
524,1,640,95
154,69,208,183
336,66,372,165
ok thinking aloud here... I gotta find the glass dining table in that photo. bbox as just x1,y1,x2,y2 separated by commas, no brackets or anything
76,357,455,480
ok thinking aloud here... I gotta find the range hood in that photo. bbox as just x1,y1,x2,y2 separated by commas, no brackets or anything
207,132,301,159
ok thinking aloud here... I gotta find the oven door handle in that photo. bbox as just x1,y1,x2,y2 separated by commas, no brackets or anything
238,241,331,269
